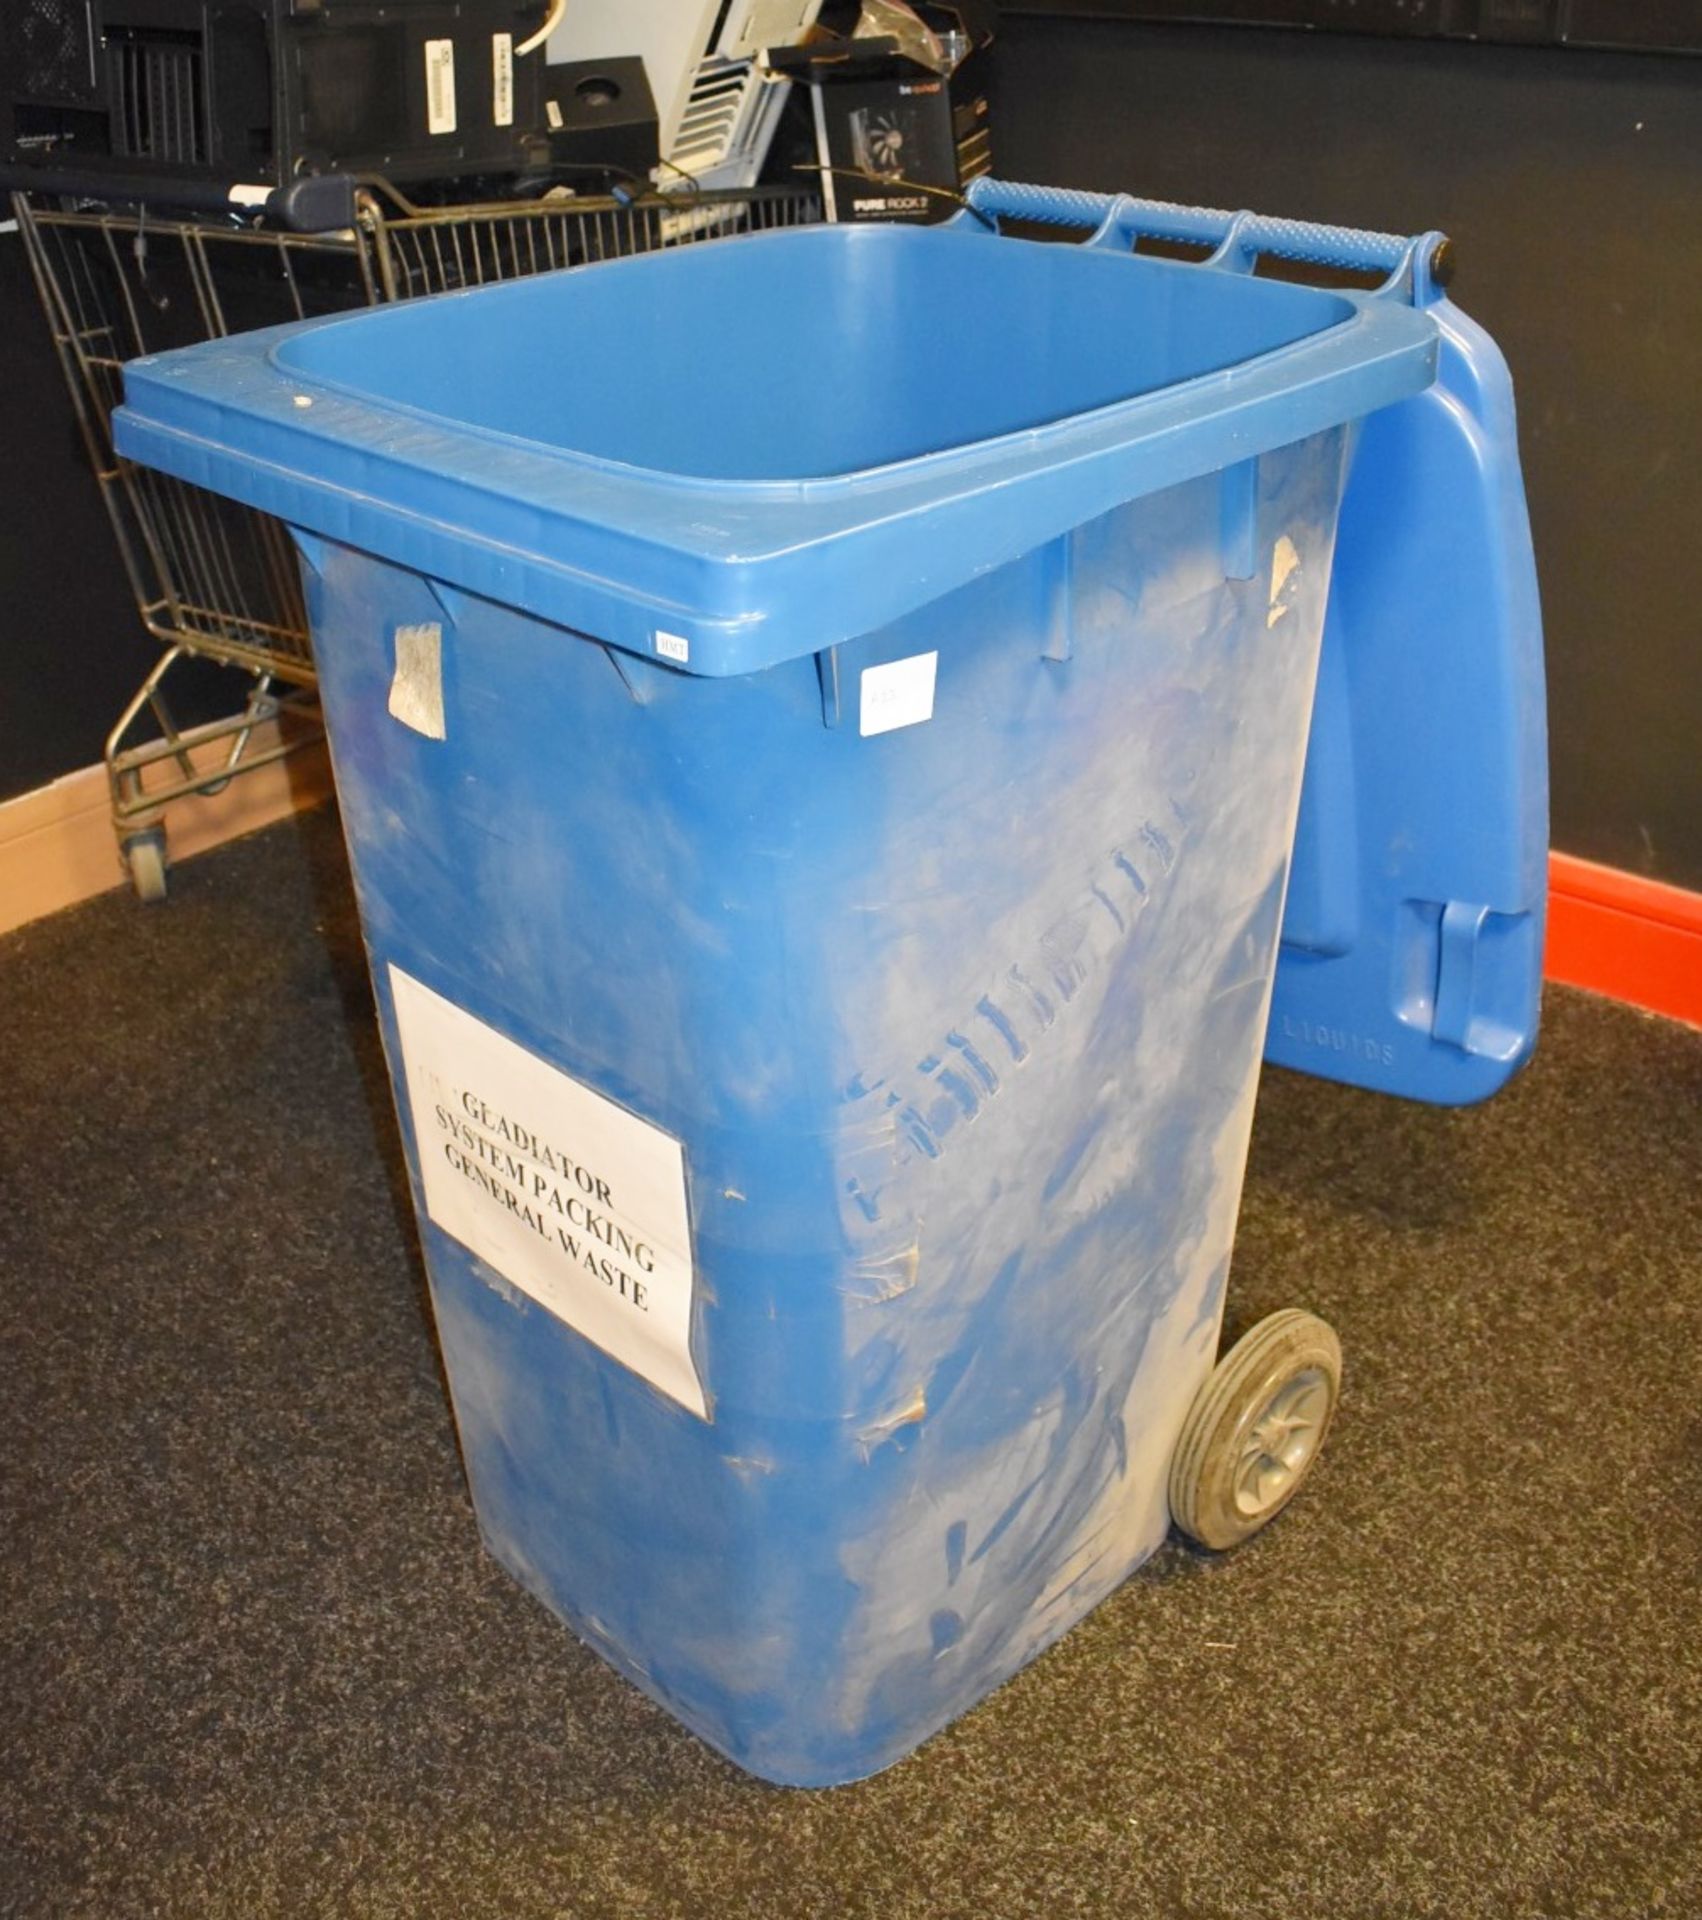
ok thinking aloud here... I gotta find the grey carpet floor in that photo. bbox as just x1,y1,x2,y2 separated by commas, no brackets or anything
2,808,1698,1920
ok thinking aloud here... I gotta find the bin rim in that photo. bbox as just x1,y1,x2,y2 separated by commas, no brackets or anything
257,224,1374,494
113,221,1440,679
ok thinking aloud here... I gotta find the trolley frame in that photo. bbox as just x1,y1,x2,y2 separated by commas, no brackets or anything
11,182,820,898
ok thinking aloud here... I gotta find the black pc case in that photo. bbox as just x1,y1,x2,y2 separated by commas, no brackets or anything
3,0,558,191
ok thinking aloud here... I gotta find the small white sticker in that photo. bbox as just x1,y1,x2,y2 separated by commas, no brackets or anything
655,631,690,663
545,97,564,131
425,38,458,135
390,967,707,1418
389,623,446,740
860,651,938,737
227,184,270,207
492,33,514,128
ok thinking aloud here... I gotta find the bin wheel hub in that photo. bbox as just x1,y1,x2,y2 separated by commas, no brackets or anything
1236,1367,1331,1519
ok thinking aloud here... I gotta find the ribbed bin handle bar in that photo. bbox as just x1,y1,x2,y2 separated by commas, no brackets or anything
964,177,1412,277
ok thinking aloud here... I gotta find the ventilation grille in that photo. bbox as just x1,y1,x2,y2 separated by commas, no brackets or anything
671,57,760,173
18,0,97,102
108,30,207,166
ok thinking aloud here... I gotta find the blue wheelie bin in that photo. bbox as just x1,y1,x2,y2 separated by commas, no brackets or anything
113,179,1545,1786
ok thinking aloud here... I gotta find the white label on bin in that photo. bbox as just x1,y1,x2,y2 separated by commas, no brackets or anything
492,34,514,128
655,631,690,664
425,39,458,136
1267,533,1301,629
389,966,707,1419
389,623,447,740
860,651,937,737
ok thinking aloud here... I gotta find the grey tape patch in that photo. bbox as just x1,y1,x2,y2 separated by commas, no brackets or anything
389,623,446,739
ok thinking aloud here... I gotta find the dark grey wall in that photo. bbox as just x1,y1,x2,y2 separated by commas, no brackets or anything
989,19,1702,890
0,222,159,804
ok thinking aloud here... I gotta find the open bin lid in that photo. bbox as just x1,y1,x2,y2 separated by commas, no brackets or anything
113,211,1436,678
942,184,1545,1109
1268,295,1548,1106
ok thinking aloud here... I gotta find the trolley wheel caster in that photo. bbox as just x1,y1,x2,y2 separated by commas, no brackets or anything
122,830,169,905
1169,1308,1342,1551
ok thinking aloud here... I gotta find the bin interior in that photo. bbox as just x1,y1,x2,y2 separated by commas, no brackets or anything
271,224,1358,483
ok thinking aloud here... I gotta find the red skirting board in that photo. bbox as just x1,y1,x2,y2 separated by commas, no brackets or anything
1546,853,1702,1031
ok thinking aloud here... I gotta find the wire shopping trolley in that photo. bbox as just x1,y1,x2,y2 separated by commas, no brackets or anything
10,181,820,900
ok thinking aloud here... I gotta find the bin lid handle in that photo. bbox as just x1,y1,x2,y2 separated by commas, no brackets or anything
960,178,1452,309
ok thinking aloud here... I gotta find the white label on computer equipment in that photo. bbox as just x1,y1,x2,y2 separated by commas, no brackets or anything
860,652,938,737
492,34,514,128
425,39,458,136
389,966,707,1419
545,98,564,131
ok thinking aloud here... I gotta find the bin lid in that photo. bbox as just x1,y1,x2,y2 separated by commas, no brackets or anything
113,220,1437,677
